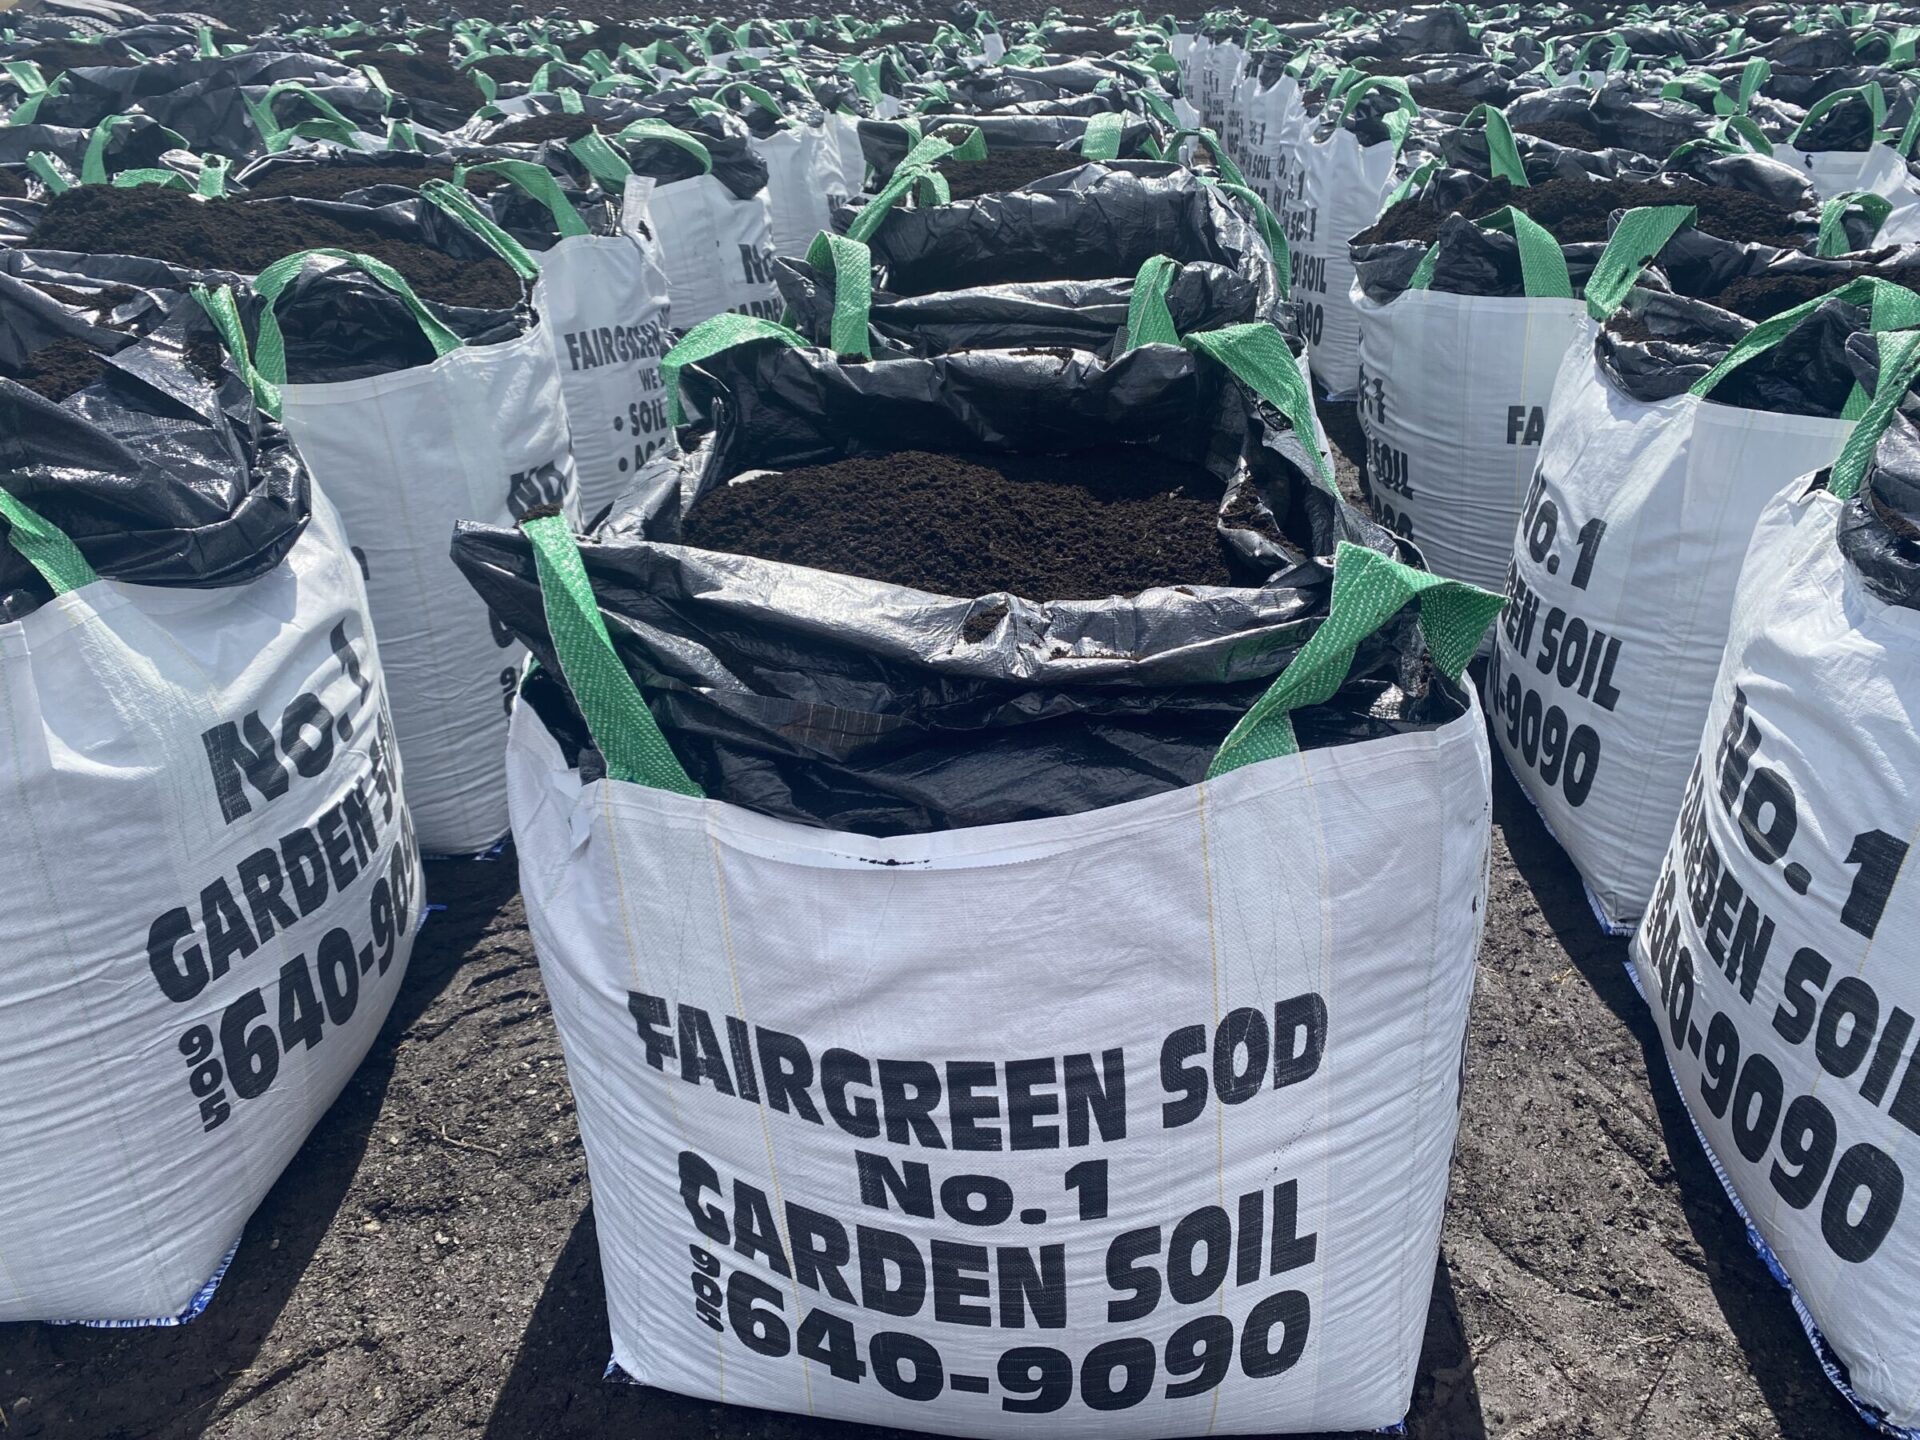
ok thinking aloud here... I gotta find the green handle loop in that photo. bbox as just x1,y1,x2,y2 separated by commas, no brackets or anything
1465,104,1528,187
1080,110,1125,160
1690,276,1920,398
521,511,703,795
197,155,228,197
661,313,807,428
568,131,633,189
1789,82,1888,150
244,80,364,154
470,68,499,104
24,152,72,195
1409,206,1572,298
714,80,786,117
81,114,134,186
615,119,715,173
190,283,257,397
1817,190,1894,255
845,126,985,244
1207,540,1504,775
418,178,542,281
1170,126,1250,188
462,159,591,239
804,231,874,358
1829,329,1920,501
0,489,98,595
110,167,191,191
243,249,464,416
1210,179,1290,294
1124,254,1180,348
1181,322,1333,492
3,60,48,96
1334,75,1419,150
1582,205,1697,321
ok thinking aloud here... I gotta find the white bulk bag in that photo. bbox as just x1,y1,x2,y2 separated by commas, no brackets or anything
758,118,860,257
256,249,581,856
435,167,675,521
507,524,1501,1439
1488,276,1920,931
1287,79,1419,397
607,123,781,331
1241,68,1309,215
1773,85,1920,237
0,488,421,1323
1634,334,1920,1433
1352,208,1689,592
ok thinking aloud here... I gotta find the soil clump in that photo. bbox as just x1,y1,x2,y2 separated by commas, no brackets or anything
680,447,1242,598
939,145,1083,199
487,111,597,144
365,51,487,109
240,161,503,200
1355,174,1811,248
27,185,522,309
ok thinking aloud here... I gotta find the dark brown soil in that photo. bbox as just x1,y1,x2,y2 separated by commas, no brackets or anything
34,281,138,316
0,168,25,199
1707,263,1920,321
363,51,488,110
487,111,598,145
13,39,133,71
938,145,1081,200
27,185,523,310
1515,119,1604,151
469,53,547,84
0,336,105,401
1355,176,1810,249
239,161,504,201
1607,314,1660,343
680,447,1240,598
1408,82,1483,115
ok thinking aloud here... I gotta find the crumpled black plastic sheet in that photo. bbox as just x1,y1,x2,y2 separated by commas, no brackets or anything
452,341,1462,836
0,283,310,620
778,257,1260,358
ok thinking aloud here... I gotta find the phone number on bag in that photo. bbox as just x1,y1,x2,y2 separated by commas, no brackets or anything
688,1244,1308,1412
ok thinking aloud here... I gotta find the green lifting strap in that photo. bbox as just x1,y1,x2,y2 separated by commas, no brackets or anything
241,250,464,417
1182,323,1334,493
1207,540,1504,775
0,488,98,595
1829,329,1920,500
660,313,807,428
1124,254,1181,348
418,178,542,281
521,511,703,795
1080,110,1125,159
462,159,591,240
1409,206,1572,298
1817,189,1893,255
1581,205,1697,320
1464,103,1528,186
804,231,874,359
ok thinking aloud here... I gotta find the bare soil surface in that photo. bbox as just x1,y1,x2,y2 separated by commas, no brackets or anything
0,401,1863,1440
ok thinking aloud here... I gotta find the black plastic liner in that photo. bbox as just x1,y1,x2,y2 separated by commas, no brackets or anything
0,279,310,620
453,342,1460,837
778,257,1262,358
856,114,1161,186
1840,331,1920,611
846,163,1288,326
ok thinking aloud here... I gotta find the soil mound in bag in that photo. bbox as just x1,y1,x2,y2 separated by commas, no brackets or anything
679,447,1247,596
0,300,422,1324
455,428,1502,1440
1632,329,1920,1439
857,115,1160,188
1357,174,1814,249
234,153,508,201
938,144,1086,200
455,328,1458,836
215,248,579,856
25,184,523,308
1488,276,1920,932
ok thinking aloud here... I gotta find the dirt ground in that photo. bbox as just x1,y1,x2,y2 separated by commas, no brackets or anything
0,400,1867,1440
